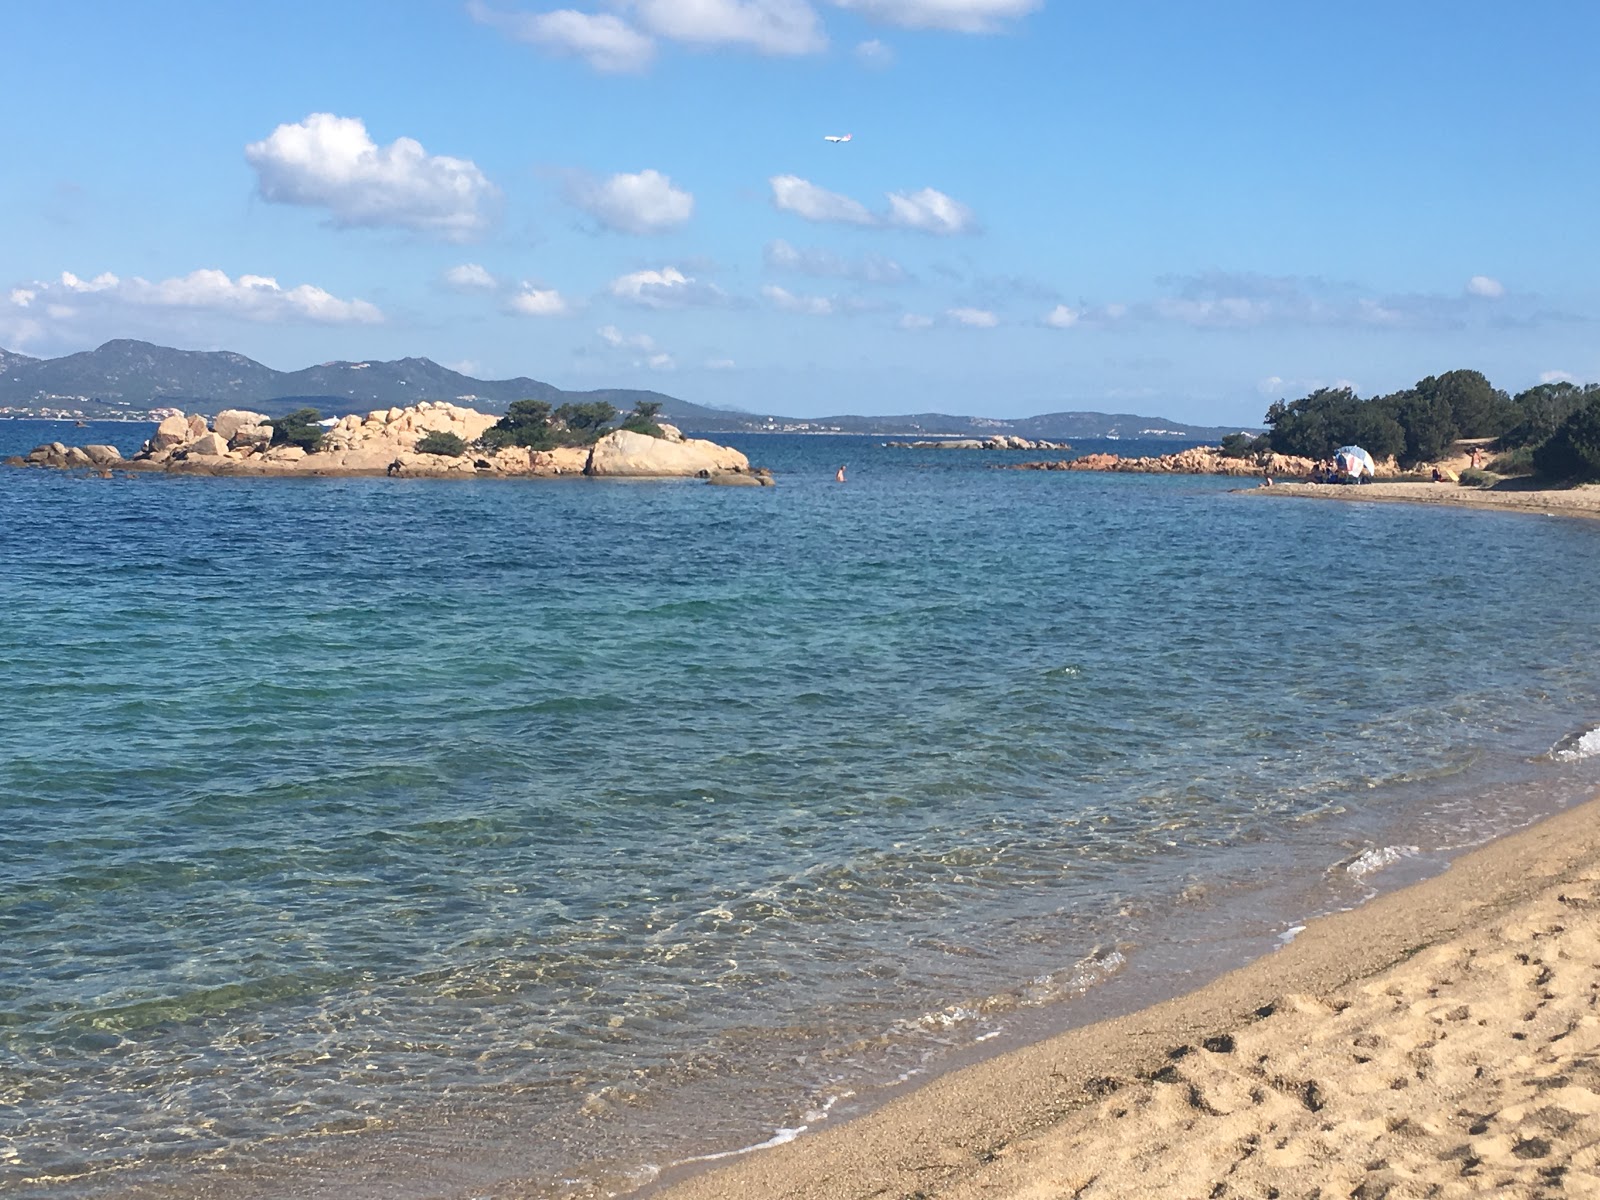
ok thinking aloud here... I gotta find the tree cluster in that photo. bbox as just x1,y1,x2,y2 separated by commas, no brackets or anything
477,398,665,452
1260,371,1600,479
269,408,325,453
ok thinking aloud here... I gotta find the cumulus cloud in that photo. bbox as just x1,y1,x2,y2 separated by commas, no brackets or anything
507,284,572,316
471,0,824,70
1043,304,1079,328
764,238,906,283
596,324,674,369
770,175,876,225
1539,369,1578,384
444,262,498,290
898,312,934,330
829,0,1039,31
608,265,726,308
770,176,976,233
245,113,497,239
7,268,382,326
1466,274,1505,298
631,0,825,54
568,168,694,234
468,1,655,71
887,188,977,235
706,356,737,369
947,306,998,327
762,284,834,315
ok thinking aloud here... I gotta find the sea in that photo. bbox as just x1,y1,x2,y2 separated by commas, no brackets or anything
3,418,1599,1198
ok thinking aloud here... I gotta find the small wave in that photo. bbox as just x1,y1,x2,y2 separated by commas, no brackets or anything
1550,724,1600,762
1343,844,1420,879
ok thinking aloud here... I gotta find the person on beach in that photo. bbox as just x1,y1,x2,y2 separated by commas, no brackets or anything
836,465,846,483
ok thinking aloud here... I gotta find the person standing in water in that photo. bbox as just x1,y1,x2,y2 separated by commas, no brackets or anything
836,465,846,482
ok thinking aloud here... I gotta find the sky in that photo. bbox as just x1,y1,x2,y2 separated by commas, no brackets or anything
4,0,1598,424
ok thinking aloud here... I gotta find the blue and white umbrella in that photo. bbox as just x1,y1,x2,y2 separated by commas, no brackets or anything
1334,445,1376,478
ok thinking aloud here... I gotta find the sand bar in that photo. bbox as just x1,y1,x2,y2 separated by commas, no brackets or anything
1249,480,1600,521
648,793,1600,1199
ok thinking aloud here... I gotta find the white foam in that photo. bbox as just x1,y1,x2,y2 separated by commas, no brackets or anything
1345,845,1420,879
1552,725,1600,762
674,1125,807,1166
1276,924,1306,946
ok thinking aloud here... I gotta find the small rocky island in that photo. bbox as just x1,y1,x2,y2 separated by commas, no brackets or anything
8,401,774,485
885,435,1072,451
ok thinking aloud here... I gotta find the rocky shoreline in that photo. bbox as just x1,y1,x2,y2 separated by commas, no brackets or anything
6,403,773,485
886,435,1072,451
1002,445,1319,476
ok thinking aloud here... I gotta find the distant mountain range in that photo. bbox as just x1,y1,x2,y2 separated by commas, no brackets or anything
0,339,1252,440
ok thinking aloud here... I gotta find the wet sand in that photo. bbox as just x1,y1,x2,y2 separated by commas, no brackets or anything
1249,480,1600,520
648,793,1600,1199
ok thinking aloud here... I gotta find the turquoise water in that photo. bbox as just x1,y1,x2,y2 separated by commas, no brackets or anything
3,421,1600,1197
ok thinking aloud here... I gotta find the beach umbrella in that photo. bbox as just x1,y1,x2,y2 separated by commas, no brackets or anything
1334,445,1376,479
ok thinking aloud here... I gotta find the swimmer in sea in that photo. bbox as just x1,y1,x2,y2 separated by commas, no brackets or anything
836,465,846,482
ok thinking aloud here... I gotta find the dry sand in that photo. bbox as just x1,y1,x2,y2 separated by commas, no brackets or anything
648,795,1600,1200
1249,480,1600,521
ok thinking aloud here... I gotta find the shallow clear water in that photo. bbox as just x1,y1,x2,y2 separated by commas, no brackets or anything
3,420,1599,1197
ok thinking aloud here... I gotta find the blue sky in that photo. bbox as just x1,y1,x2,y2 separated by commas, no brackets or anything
5,0,1597,424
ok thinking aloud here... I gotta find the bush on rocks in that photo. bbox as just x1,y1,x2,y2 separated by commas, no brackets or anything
415,431,467,457
270,408,325,453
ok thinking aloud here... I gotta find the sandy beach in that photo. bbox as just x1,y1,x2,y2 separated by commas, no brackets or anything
1249,480,1600,521
649,794,1600,1200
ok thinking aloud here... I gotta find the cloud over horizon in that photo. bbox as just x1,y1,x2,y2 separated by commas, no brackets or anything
769,176,976,233
567,168,694,234
245,113,498,239
7,268,383,329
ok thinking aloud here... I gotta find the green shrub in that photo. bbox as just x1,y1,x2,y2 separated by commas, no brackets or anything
1533,395,1600,482
1485,445,1535,476
270,408,325,453
478,398,619,451
619,399,665,438
1218,431,1267,459
1457,467,1500,488
415,431,467,457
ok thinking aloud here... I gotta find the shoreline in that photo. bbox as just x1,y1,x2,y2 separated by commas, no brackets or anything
1247,479,1600,521
646,791,1600,1199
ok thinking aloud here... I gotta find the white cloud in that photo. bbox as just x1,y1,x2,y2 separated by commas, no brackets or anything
444,262,498,290
471,0,825,69
6,268,382,325
854,37,894,66
886,187,976,235
507,284,571,316
829,0,1039,31
947,306,998,327
569,168,694,234
1466,274,1505,298
769,174,876,225
898,312,934,330
631,0,826,54
596,324,675,370
1256,374,1359,397
764,238,905,283
705,356,737,369
608,265,726,308
468,1,655,71
598,324,658,350
1539,369,1577,384
1043,304,1079,328
762,283,834,315
245,113,497,239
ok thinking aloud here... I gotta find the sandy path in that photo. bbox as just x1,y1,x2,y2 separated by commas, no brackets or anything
1248,480,1600,520
647,797,1600,1200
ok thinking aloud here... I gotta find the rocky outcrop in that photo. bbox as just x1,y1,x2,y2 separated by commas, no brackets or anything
1006,446,1330,477
585,429,750,477
888,436,1072,451
10,403,767,484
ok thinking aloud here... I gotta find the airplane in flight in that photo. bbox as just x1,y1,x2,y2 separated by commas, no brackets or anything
823,133,852,143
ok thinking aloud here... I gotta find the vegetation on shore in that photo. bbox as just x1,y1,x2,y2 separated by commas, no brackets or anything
476,398,665,452
269,408,325,453
1225,370,1600,482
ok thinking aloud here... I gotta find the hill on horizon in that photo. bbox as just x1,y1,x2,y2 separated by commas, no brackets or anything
0,338,1254,440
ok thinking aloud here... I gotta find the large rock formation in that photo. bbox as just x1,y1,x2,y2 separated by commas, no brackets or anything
585,429,750,477
1006,446,1331,477
887,435,1072,451
7,403,768,484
